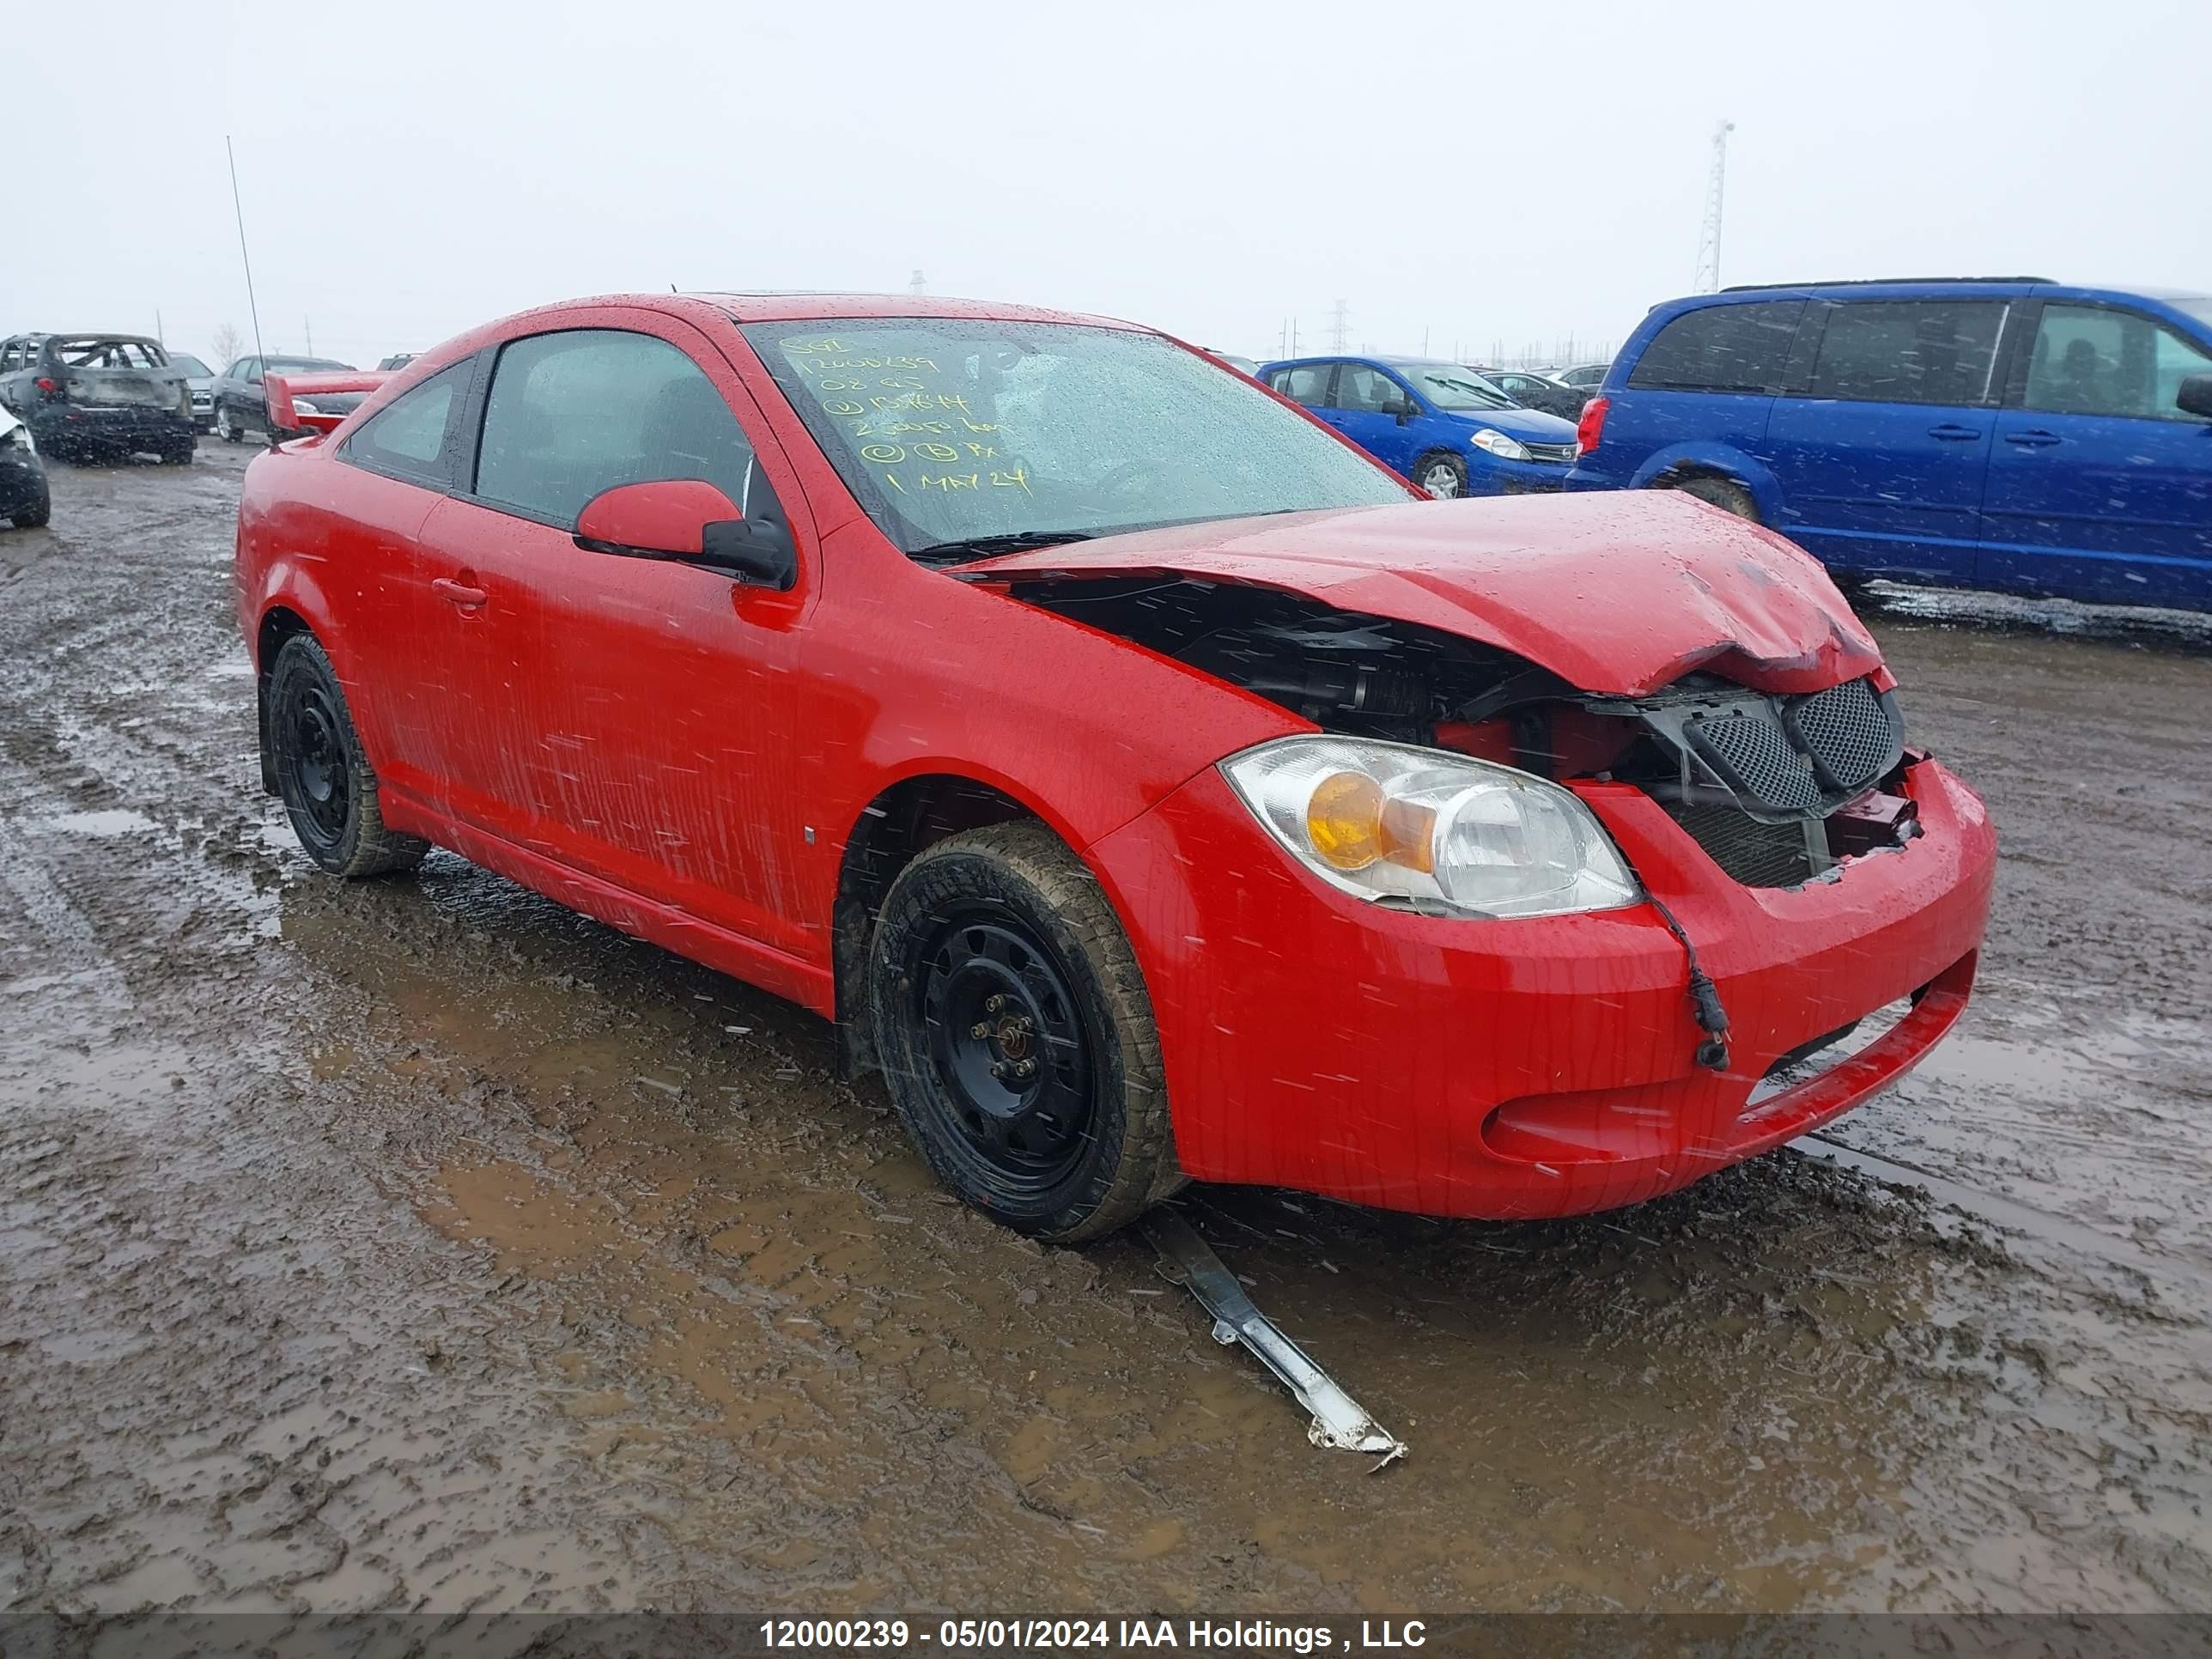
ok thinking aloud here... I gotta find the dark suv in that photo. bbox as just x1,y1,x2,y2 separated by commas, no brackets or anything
1566,279,2212,609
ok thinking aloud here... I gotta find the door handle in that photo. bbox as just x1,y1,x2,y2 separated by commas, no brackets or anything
431,576,488,609
1927,423,1981,441
2004,428,2062,448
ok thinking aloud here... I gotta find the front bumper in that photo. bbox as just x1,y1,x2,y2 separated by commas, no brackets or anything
1088,755,1996,1220
1467,452,1571,495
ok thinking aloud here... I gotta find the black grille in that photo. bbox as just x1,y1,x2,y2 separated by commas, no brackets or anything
1667,805,1823,887
1786,678,1901,793
1524,441,1578,465
1686,707,1826,813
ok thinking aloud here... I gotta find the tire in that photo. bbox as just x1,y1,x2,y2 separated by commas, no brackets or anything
161,441,194,466
216,406,241,443
1665,473,1759,522
1413,450,1468,499
868,822,1182,1242
266,634,429,878
10,484,49,529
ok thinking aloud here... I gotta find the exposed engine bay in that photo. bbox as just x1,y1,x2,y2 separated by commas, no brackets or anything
1004,575,1920,889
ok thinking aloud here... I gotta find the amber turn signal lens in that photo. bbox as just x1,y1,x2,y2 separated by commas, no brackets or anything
1306,772,1438,873
1306,771,1385,869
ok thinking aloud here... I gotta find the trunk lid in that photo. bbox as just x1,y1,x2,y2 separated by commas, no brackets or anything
64,367,186,410
961,491,1883,697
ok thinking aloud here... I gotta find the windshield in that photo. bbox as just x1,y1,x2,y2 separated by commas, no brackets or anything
2173,297,2212,331
743,319,1408,557
167,355,212,377
267,357,352,374
52,337,167,370
1394,362,1515,412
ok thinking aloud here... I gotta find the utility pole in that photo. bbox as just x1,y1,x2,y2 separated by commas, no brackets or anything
908,268,927,295
1328,299,1351,351
305,317,314,356
1692,119,1735,295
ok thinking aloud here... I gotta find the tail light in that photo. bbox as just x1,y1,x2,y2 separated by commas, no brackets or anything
34,376,60,397
1575,394,1608,455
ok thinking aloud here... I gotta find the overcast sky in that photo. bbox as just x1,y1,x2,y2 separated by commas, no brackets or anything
20,0,2209,369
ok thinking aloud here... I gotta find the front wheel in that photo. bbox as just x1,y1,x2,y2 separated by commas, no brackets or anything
1414,450,1468,499
868,823,1182,1242
267,635,428,878
216,406,241,443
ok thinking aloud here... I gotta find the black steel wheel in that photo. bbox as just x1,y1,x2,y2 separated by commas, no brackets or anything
869,822,1182,1240
266,634,428,878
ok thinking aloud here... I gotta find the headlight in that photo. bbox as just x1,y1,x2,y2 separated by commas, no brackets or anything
1220,737,1640,919
291,398,321,416
1469,428,1531,462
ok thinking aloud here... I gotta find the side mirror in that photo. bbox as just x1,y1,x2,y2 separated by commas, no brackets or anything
574,479,797,590
2177,373,2212,421
1388,398,1416,425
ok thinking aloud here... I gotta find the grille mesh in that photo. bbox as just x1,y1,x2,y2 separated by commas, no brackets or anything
1788,678,1898,792
1524,441,1578,465
1687,708,1826,812
1666,805,1821,887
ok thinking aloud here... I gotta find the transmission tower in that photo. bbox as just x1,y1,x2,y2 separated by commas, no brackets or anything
1692,120,1735,294
1328,299,1352,350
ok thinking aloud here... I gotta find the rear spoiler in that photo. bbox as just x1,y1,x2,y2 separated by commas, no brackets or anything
264,371,389,436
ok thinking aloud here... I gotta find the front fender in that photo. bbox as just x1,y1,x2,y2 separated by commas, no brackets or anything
1626,441,1785,521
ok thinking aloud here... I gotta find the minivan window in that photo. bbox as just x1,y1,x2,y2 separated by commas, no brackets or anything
343,360,471,483
2025,304,2212,422
1805,301,2006,406
475,329,757,526
1627,301,1805,393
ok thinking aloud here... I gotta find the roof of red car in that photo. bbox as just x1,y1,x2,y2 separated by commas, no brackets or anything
687,291,1143,330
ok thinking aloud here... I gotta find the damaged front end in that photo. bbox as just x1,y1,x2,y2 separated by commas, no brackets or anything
981,571,1922,894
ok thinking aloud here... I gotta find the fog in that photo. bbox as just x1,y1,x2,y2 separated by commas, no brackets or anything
20,0,2209,369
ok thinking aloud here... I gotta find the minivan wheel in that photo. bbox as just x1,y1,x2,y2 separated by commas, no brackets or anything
868,822,1182,1242
267,635,429,878
1666,474,1759,522
1414,451,1468,499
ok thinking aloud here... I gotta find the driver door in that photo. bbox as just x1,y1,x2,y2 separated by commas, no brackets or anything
413,318,817,957
1329,362,1421,475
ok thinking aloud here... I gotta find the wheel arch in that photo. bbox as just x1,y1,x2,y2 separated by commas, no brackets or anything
1628,441,1784,522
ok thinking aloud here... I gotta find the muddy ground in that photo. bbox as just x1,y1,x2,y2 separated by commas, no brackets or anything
2,444,2209,1619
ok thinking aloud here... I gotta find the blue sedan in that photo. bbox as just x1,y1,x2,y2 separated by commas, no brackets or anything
1258,356,1582,498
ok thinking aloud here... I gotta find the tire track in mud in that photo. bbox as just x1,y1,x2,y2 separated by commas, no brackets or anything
4,453,2212,1615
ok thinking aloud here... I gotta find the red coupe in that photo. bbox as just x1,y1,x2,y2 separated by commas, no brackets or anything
236,294,1995,1240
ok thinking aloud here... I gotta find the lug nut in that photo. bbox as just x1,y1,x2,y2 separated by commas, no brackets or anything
988,1060,1007,1079
985,994,1006,1013
969,1021,990,1039
1016,1059,1036,1077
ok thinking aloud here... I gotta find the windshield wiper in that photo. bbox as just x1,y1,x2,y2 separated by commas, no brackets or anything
911,530,1095,566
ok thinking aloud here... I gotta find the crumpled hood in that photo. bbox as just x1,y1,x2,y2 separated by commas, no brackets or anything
963,491,1885,696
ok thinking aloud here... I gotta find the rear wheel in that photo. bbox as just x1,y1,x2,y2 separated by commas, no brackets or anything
1414,450,1468,499
161,441,194,465
216,406,241,443
1664,473,1759,521
868,822,1181,1241
10,483,49,528
267,635,428,878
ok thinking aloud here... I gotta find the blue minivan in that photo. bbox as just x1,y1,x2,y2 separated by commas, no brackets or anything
1257,356,1580,497
1565,280,2212,609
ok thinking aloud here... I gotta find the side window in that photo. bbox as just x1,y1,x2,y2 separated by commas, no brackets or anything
1626,301,1806,393
1334,365,1405,414
341,360,471,485
473,329,757,526
1805,301,2006,406
2024,304,2212,422
1273,364,1334,408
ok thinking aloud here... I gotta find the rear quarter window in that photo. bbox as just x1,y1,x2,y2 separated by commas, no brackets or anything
1627,301,1805,393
